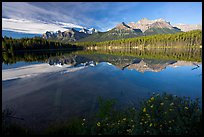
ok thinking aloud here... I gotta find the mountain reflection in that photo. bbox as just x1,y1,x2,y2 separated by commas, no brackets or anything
47,54,200,73
2,47,201,73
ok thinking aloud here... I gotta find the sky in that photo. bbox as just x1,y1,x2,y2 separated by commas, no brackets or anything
2,2,202,34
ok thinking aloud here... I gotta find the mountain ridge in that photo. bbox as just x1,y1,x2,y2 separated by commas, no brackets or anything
42,18,201,43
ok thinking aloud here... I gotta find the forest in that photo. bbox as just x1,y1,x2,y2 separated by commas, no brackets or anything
2,36,82,52
75,30,202,48
2,30,202,53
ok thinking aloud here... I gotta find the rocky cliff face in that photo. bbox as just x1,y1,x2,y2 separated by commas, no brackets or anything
128,18,179,33
173,24,202,32
42,28,90,42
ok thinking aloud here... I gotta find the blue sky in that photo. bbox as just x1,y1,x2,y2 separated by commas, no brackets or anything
2,2,202,34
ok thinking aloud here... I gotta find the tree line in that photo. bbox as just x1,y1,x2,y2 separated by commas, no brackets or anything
2,36,82,52
75,30,202,48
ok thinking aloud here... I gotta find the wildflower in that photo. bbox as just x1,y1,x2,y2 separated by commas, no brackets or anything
185,107,189,110
140,122,143,125
126,129,132,133
150,105,154,108
131,120,134,122
150,97,154,101
169,109,173,111
149,123,153,127
143,108,146,112
160,103,164,106
170,103,174,106
83,118,86,121
144,121,147,124
160,124,162,127
97,122,101,127
123,118,126,121
132,125,135,128
169,121,172,123
82,123,84,126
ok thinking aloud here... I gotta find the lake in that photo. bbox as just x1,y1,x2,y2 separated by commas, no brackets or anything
2,47,202,131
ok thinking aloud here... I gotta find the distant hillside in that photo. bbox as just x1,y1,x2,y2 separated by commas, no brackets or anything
76,30,202,48
78,19,182,42
78,22,144,42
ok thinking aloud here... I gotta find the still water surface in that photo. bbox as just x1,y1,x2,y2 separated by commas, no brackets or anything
2,48,202,130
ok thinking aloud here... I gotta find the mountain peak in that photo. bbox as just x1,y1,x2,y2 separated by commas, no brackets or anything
137,18,154,25
154,18,166,22
115,22,131,29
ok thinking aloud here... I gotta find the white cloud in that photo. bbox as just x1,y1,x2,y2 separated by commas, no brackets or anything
2,2,142,32
2,18,84,34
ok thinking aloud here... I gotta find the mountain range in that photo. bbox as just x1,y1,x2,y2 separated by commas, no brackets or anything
42,18,202,42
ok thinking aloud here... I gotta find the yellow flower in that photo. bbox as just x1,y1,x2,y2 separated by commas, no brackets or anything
185,107,188,110
143,108,146,112
132,125,135,128
149,123,152,127
126,129,132,133
160,124,162,127
97,122,101,127
150,97,154,101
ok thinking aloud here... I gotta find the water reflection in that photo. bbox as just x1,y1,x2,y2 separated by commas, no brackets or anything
2,47,202,131
2,47,202,66
47,53,200,73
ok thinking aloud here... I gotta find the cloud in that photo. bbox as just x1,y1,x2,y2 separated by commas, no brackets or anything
2,18,84,34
